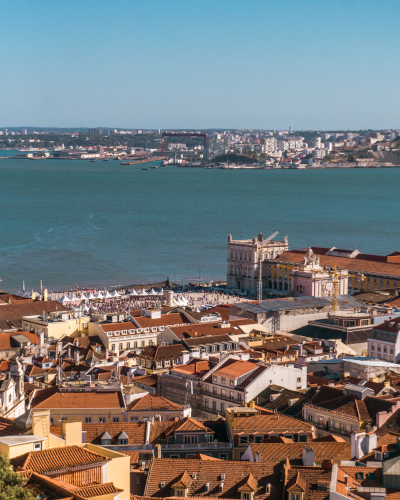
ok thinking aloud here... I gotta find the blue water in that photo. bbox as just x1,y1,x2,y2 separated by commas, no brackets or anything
0,154,399,292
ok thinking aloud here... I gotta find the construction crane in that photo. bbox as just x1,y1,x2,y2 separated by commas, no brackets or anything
276,262,365,311
257,231,279,304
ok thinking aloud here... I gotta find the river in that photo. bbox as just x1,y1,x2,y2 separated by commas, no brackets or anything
0,153,399,292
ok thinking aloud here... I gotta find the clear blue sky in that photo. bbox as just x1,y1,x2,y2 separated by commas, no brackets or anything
1,0,399,130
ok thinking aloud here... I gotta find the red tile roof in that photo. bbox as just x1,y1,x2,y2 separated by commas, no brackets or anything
126,394,183,412
144,458,283,499
29,385,125,409
12,445,109,474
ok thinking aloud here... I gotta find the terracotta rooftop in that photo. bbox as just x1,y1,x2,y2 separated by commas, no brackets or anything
232,414,313,433
29,385,126,409
51,422,147,445
0,331,39,350
23,471,122,500
169,319,256,340
134,313,190,329
144,458,283,499
12,445,109,474
126,394,183,412
212,359,261,379
275,250,400,278
0,300,67,330
248,442,351,464
139,344,186,360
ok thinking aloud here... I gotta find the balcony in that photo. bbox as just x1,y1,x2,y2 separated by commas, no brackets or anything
162,441,232,451
202,389,243,404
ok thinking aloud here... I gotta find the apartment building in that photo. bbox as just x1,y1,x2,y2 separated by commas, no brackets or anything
368,316,400,362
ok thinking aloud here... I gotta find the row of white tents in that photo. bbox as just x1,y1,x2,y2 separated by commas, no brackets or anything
59,288,165,304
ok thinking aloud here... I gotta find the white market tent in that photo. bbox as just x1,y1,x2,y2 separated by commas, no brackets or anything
96,292,104,299
139,290,148,296
80,293,87,301
71,294,79,301
149,288,157,295
111,290,120,298
60,294,71,303
104,291,113,299
130,289,138,296
158,288,164,295
87,292,96,300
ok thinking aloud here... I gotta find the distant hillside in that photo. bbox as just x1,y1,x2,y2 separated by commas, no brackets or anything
373,150,400,165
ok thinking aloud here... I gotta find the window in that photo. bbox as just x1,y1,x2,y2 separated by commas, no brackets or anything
371,343,375,350
340,422,346,432
126,342,130,349
85,417,92,423
230,380,234,386
297,378,301,382
204,399,209,408
299,434,308,442
308,414,313,423
134,342,138,348
111,344,115,351
213,375,217,382
220,403,224,412
157,361,163,367
119,343,123,350
212,401,216,410
99,417,106,423
113,417,120,422
239,436,249,445
221,377,226,384
221,389,226,396
141,341,145,347
219,453,228,459
254,435,263,443
184,435,198,444
290,495,301,500
119,439,128,445
34,442,42,451
318,417,324,426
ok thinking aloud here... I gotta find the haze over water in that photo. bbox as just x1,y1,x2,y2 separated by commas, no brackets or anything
0,153,399,293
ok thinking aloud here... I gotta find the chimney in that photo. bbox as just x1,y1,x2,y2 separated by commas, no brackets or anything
302,446,315,466
74,350,80,365
127,372,131,384
155,444,162,458
56,341,62,358
322,459,333,470
39,331,45,348
105,349,109,360
249,400,256,409
68,346,71,358
351,431,377,459
255,452,261,463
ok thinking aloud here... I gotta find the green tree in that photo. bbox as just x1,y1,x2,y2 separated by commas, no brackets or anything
0,454,36,500
165,277,172,289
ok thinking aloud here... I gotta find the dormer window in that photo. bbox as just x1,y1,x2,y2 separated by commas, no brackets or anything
174,489,187,497
100,431,112,446
219,482,224,493
205,482,210,493
375,451,383,461
290,495,302,500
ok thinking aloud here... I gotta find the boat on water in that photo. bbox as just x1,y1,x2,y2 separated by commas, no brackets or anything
103,159,108,161
90,160,96,162
142,168,149,170
151,166,157,169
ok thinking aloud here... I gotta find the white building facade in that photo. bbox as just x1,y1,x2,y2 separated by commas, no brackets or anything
227,233,289,293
